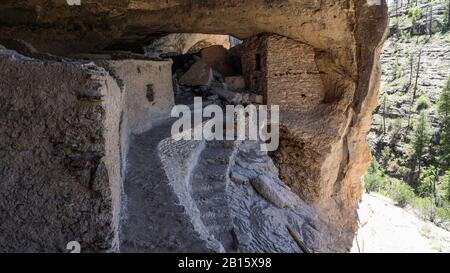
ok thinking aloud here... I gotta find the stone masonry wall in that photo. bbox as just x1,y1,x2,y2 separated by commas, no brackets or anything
241,34,325,113
240,35,268,99
266,35,325,113
0,47,123,252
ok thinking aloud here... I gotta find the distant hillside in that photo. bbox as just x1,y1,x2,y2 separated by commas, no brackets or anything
370,0,450,181
366,0,450,229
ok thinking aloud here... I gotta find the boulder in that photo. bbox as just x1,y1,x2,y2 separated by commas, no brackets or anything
249,94,263,104
179,59,213,87
225,76,245,89
200,45,235,76
210,88,243,104
250,175,293,209
238,93,264,105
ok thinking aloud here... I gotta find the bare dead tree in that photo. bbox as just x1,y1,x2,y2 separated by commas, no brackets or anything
395,0,399,18
447,0,450,28
382,94,388,135
429,3,433,36
408,47,423,128
413,49,423,102
408,53,414,89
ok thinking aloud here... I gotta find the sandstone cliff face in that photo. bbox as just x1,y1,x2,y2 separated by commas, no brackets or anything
0,0,388,251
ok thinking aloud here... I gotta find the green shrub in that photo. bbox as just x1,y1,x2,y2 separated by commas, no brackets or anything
392,17,401,26
444,5,450,30
412,197,450,223
364,158,388,193
390,158,410,178
391,118,403,132
442,170,450,202
436,206,450,222
418,165,438,197
416,95,430,112
412,196,437,222
380,146,392,169
408,7,423,24
392,60,403,80
389,179,415,207
412,111,431,163
438,77,450,167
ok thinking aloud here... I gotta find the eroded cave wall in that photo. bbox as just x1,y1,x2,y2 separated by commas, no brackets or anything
0,48,124,252
145,33,231,56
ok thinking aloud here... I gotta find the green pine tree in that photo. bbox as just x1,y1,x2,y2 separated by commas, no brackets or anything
418,165,438,198
413,110,431,178
438,77,450,168
443,169,450,202
446,0,450,28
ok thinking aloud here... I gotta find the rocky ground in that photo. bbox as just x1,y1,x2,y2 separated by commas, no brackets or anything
352,193,450,253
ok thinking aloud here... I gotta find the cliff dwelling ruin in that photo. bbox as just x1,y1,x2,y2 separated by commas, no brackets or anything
0,0,388,253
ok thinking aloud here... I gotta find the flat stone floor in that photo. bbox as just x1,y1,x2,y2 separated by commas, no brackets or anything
120,118,210,252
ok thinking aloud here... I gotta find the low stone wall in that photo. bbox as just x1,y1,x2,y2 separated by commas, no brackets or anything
0,47,123,252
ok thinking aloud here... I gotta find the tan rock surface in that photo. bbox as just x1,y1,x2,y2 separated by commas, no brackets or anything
145,33,231,56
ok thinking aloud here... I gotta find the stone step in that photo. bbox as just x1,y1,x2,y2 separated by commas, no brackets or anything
202,213,231,226
188,138,237,252
193,190,228,202
194,191,228,203
202,210,229,220
193,171,227,181
208,224,233,234
201,153,232,162
201,157,230,165
191,180,226,194
196,197,229,209
197,203,230,213
195,163,229,174
206,140,236,148
201,148,233,165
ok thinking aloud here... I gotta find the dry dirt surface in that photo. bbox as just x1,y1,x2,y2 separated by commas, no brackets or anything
351,193,450,253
